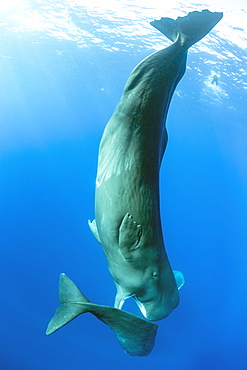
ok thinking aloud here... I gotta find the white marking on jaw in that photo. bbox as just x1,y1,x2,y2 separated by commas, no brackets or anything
134,297,147,318
118,294,135,310
118,299,125,310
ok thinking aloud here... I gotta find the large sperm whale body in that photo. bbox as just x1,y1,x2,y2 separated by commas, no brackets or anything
88,9,223,321
47,10,223,356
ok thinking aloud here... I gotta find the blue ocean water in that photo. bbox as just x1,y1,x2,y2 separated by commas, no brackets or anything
0,1,247,369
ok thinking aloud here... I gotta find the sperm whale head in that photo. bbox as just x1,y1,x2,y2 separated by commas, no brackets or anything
114,254,184,321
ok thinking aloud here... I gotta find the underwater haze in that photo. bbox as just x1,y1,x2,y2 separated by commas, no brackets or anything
0,1,247,369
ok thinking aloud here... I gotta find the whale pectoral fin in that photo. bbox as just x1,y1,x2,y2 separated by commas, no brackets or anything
88,219,101,244
119,213,142,259
46,273,158,357
173,270,185,290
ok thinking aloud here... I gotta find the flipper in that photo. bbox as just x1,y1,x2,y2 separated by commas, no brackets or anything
119,213,142,259
88,219,101,244
173,270,185,290
150,10,223,49
46,273,158,357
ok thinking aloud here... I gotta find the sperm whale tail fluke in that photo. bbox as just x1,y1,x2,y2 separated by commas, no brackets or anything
150,9,223,49
46,273,158,356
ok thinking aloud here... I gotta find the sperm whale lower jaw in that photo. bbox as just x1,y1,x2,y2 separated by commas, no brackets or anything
117,294,148,319
133,297,147,318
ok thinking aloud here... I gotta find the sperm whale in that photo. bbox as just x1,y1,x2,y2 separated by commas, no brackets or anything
47,10,223,356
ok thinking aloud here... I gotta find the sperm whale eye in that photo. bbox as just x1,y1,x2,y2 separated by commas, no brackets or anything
152,272,158,278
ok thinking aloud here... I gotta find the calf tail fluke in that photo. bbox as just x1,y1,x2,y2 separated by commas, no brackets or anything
46,273,90,335
151,9,223,49
46,273,158,356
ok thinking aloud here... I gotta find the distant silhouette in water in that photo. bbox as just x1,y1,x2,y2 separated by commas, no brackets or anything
211,74,219,85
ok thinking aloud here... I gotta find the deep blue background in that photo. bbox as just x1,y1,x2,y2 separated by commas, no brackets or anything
0,2,247,369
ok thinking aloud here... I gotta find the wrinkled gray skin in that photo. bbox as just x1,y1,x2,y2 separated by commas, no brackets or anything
89,10,222,321
89,39,184,321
